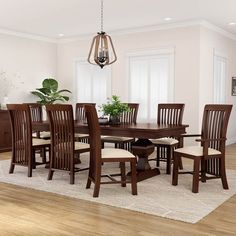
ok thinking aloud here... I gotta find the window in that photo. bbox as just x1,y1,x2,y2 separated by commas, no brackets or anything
75,61,111,109
213,52,227,103
128,49,174,122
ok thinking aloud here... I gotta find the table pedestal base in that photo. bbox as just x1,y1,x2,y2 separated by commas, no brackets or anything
131,139,160,182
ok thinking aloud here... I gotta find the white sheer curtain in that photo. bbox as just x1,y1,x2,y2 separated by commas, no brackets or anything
128,51,174,123
75,61,111,109
213,54,227,103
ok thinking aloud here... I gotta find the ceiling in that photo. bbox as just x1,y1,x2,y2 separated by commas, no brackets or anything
0,0,235,39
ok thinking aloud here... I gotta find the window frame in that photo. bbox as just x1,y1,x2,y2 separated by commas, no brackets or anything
126,47,175,122
213,50,228,104
73,58,112,107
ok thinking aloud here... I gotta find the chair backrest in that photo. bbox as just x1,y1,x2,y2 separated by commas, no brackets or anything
120,103,139,124
25,103,43,122
84,105,102,180
201,104,232,152
46,104,75,171
7,104,32,165
25,103,43,138
157,103,185,125
75,103,96,123
201,104,232,176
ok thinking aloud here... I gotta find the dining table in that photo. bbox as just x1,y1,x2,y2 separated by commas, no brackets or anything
33,121,188,181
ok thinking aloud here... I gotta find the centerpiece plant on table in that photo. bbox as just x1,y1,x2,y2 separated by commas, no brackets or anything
100,95,130,124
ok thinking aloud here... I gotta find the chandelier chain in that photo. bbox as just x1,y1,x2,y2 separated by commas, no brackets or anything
101,0,104,32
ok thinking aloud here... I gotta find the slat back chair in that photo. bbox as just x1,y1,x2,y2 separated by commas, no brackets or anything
172,104,232,193
120,103,139,124
25,103,42,138
8,104,32,177
76,103,96,123
151,103,185,174
101,103,139,150
75,103,96,143
46,104,90,184
84,105,137,197
158,103,185,125
7,104,50,177
201,105,232,176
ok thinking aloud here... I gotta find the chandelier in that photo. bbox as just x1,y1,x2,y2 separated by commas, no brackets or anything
88,0,117,68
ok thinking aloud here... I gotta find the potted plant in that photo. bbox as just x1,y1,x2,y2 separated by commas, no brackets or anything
100,95,130,124
31,78,71,105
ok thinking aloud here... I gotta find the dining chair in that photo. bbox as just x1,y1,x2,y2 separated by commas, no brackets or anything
84,105,137,197
75,103,96,142
101,103,139,150
7,104,51,177
46,104,90,184
150,103,185,174
172,104,232,193
26,103,51,139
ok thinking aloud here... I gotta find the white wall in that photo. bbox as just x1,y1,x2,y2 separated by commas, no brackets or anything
0,34,57,104
1,24,235,144
199,26,236,144
57,26,201,135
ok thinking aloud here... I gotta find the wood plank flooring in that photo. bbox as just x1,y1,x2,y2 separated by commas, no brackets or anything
0,144,236,236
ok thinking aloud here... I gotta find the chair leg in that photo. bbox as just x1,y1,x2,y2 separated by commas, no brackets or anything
86,178,92,189
156,147,160,167
93,180,101,198
70,170,75,184
192,157,200,193
130,161,137,195
178,157,183,170
120,162,126,187
9,163,15,174
47,169,54,180
28,166,32,177
201,159,206,183
172,152,179,186
220,158,229,189
166,147,171,174
41,147,46,164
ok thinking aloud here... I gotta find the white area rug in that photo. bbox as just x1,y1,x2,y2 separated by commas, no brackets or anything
0,154,236,224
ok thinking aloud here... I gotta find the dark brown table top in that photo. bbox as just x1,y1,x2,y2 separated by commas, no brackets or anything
33,121,188,139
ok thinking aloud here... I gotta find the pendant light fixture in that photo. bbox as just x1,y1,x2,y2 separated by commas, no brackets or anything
88,0,117,68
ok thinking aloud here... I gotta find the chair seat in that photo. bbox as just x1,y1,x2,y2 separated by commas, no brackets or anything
32,138,51,147
175,146,221,156
151,137,179,145
39,131,51,139
101,136,134,142
74,142,90,151
74,133,89,139
102,148,136,159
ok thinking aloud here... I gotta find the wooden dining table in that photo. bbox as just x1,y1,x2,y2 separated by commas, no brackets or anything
33,121,188,181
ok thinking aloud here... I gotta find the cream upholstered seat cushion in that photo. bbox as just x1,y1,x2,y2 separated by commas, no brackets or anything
74,133,89,139
175,146,221,156
74,142,90,151
102,148,136,159
32,138,51,146
101,136,134,142
39,131,51,139
151,137,179,145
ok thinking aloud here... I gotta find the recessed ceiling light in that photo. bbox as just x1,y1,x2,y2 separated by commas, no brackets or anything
58,33,64,37
228,22,236,26
164,17,172,21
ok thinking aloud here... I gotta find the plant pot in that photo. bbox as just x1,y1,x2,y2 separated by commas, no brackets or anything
109,115,121,125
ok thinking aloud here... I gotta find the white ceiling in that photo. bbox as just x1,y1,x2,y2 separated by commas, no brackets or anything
0,0,235,39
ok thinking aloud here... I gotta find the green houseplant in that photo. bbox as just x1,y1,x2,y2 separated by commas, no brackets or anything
31,78,71,105
101,95,130,124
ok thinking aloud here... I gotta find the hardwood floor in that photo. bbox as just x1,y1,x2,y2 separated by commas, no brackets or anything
0,145,236,236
